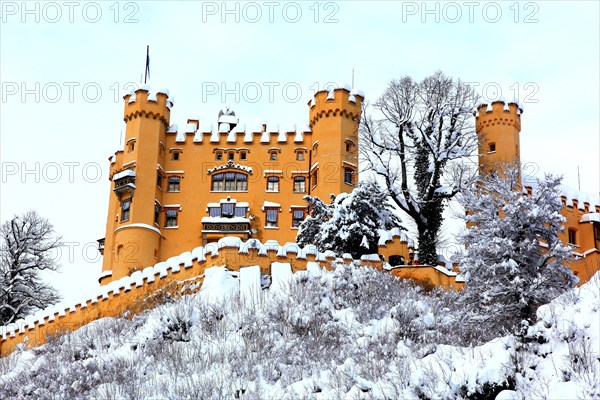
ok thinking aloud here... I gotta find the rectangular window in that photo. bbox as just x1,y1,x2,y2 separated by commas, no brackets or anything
222,203,234,217
293,176,306,193
270,152,278,160
121,200,131,221
240,152,247,160
156,172,163,188
209,207,221,217
211,173,224,191
267,176,280,192
292,209,305,227
594,223,600,241
172,152,180,161
167,176,180,192
296,152,304,161
224,172,236,191
311,170,318,188
165,209,178,227
154,203,160,225
265,209,278,227
236,173,247,191
235,207,247,217
568,229,577,245
228,152,234,161
344,168,354,185
216,152,223,160
489,142,496,152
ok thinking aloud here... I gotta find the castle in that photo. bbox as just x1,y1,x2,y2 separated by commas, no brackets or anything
1,83,599,356
98,84,417,284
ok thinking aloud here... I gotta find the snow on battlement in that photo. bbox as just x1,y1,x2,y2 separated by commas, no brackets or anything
166,116,311,145
0,238,384,345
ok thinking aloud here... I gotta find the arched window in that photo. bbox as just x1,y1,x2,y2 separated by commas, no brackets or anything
211,172,248,191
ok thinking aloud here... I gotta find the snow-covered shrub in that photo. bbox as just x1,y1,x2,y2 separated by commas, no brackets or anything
297,182,403,258
457,166,577,336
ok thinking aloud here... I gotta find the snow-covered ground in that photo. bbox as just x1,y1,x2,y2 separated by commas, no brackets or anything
1,264,598,399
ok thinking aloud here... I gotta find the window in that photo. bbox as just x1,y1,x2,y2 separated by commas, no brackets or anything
312,144,318,156
154,203,161,225
292,209,305,227
128,141,135,152
270,152,278,161
266,176,280,192
167,176,180,192
265,208,278,227
568,229,577,245
311,170,318,188
222,203,234,217
489,142,496,152
211,172,247,191
293,176,306,193
121,200,131,221
156,172,163,188
228,152,235,161
165,209,178,227
172,152,180,161
296,152,304,161
345,142,353,152
594,223,600,241
344,168,354,185
209,205,247,218
240,152,247,161
216,152,223,160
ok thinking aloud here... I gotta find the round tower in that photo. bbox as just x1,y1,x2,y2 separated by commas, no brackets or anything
307,86,364,199
100,86,172,283
475,100,523,175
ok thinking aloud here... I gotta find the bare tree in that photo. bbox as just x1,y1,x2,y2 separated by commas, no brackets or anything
360,71,479,265
0,210,62,325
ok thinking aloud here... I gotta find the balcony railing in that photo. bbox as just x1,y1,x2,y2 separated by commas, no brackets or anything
113,170,136,196
97,238,105,255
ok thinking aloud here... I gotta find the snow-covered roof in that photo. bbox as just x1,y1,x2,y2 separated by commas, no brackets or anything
580,213,600,223
112,169,136,181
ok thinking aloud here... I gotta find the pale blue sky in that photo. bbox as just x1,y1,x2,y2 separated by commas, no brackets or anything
1,1,598,302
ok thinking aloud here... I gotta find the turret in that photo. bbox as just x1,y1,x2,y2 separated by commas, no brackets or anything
307,86,364,200
100,85,173,284
475,100,523,175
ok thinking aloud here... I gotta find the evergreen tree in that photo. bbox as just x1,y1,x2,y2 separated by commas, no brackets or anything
456,166,576,333
297,182,403,258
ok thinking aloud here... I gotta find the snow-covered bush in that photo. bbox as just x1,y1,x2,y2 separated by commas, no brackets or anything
297,182,403,258
456,166,577,337
1,265,597,399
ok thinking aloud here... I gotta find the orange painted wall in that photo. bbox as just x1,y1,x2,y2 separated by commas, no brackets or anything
101,87,365,283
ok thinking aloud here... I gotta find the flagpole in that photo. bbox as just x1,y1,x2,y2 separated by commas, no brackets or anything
144,45,149,84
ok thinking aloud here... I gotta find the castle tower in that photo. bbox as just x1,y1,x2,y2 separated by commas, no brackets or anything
100,86,172,284
475,100,523,175
308,87,364,200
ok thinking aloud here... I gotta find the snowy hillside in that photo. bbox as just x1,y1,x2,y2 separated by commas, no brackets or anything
1,264,598,399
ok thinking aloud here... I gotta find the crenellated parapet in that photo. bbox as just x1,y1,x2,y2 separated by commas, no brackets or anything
475,100,523,133
308,86,364,128
123,85,173,129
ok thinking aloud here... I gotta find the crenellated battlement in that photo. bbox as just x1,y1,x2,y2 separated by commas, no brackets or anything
123,85,173,129
475,100,523,133
308,86,364,128
166,121,313,145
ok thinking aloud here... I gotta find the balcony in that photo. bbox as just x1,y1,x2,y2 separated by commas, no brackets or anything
201,216,251,245
113,170,136,197
97,238,105,255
